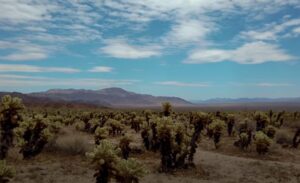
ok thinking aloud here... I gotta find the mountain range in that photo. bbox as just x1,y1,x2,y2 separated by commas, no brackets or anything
1,87,300,109
0,87,192,108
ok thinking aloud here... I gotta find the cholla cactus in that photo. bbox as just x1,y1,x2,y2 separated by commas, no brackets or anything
94,127,108,145
254,131,272,154
264,125,276,139
88,118,100,133
131,116,144,133
74,119,86,131
0,160,15,183
115,158,146,183
156,117,192,171
208,119,226,149
226,114,235,136
254,112,269,131
105,119,124,136
14,115,53,159
87,140,146,183
157,117,173,172
141,127,150,150
292,128,300,148
234,132,251,150
188,112,209,164
0,95,24,159
119,136,132,159
87,140,120,183
162,102,172,117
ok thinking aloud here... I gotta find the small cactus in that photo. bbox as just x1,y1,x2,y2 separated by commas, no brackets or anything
115,158,146,183
208,119,226,149
94,127,109,145
0,160,15,183
254,131,272,155
162,102,172,117
119,136,132,159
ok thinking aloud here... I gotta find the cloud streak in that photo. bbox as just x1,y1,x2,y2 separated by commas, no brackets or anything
89,66,114,73
0,64,80,73
155,81,210,87
100,39,161,59
184,41,295,64
0,74,138,88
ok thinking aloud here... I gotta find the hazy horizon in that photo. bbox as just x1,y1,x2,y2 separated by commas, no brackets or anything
1,87,300,101
0,1,300,100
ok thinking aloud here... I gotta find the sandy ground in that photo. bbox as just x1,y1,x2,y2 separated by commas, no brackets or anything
7,127,300,183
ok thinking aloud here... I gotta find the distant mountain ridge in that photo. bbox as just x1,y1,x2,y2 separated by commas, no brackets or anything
1,88,300,109
29,87,193,107
195,97,300,104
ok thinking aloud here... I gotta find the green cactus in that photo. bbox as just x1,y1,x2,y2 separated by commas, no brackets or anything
226,114,235,136
208,119,226,149
0,160,15,183
105,119,124,136
188,112,208,165
14,115,53,159
87,140,146,183
157,117,173,172
115,158,146,183
292,128,300,148
94,127,109,145
74,119,86,131
254,112,269,131
86,140,120,183
234,132,251,150
254,131,272,154
119,136,132,159
264,125,276,139
162,102,172,117
0,95,24,159
131,116,144,133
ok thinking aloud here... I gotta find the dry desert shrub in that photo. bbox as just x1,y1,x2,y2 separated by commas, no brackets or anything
275,129,293,147
283,120,300,129
0,160,15,183
46,132,91,155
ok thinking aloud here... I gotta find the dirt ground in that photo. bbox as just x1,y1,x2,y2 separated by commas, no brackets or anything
6,127,300,183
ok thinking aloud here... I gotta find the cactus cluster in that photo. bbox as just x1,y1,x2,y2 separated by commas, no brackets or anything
14,115,54,159
86,140,145,183
0,95,24,159
254,131,272,154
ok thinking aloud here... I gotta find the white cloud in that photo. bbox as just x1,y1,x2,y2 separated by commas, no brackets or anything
1,52,48,61
0,40,49,61
0,64,80,73
100,39,161,59
0,0,54,24
240,18,300,41
155,81,210,87
293,27,300,34
231,82,294,87
89,66,113,73
0,74,138,88
99,0,300,23
256,83,293,87
185,41,295,64
164,19,214,46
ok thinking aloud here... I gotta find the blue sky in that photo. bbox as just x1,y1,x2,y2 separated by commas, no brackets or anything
0,0,300,100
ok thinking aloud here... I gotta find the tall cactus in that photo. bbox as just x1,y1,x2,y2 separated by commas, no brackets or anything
162,102,172,117
0,95,24,159
14,115,53,159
